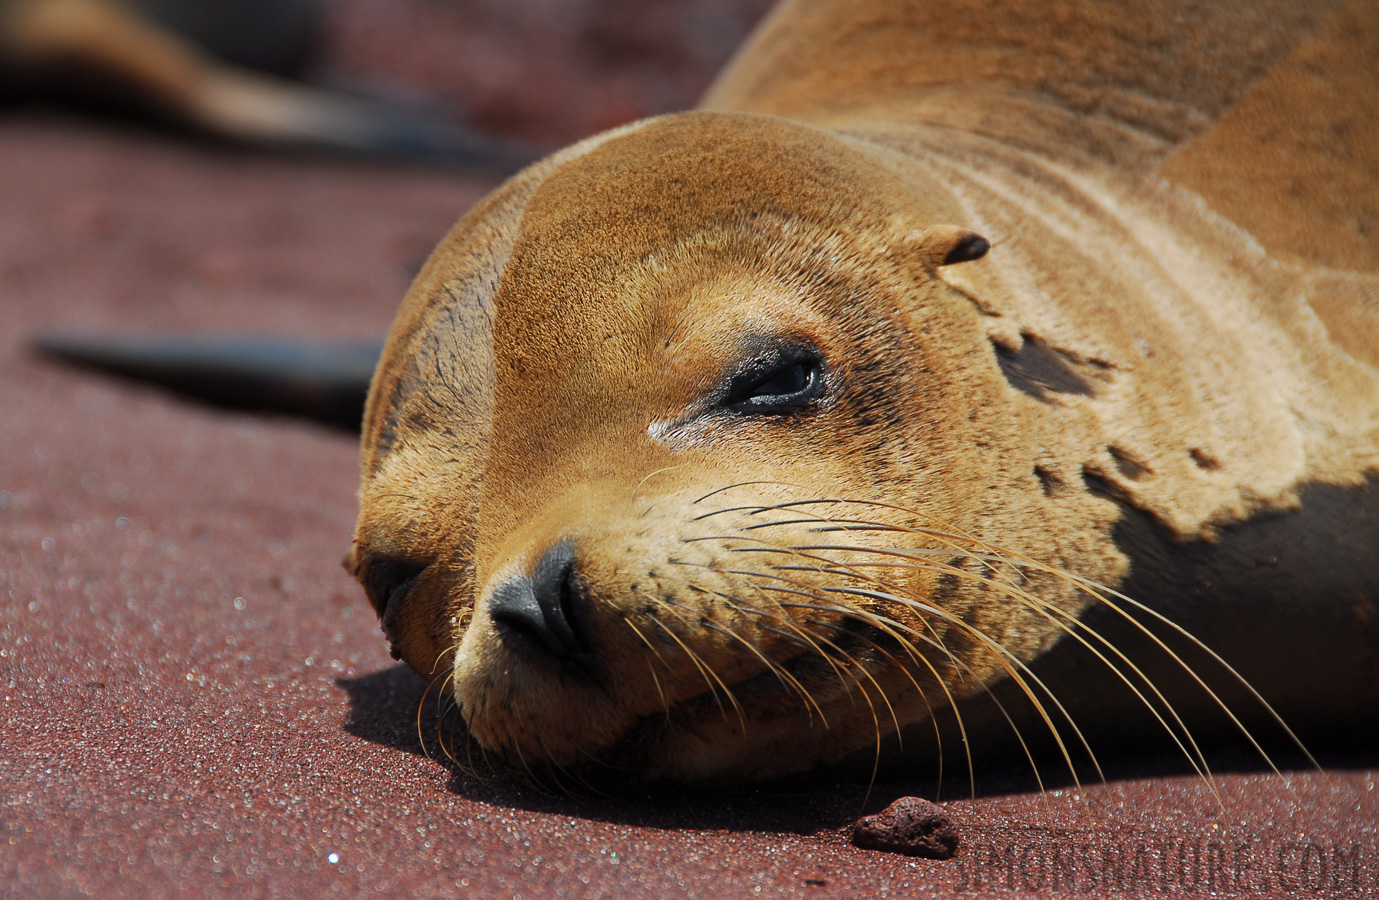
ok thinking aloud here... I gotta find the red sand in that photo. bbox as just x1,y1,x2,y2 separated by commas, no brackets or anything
1,3,1375,897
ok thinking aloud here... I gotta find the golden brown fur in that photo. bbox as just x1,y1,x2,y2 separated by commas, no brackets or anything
350,0,1379,783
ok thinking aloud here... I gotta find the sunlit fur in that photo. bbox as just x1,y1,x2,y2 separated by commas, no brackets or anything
351,0,1379,786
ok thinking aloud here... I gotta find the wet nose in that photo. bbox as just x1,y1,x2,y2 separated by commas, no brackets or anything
487,542,591,670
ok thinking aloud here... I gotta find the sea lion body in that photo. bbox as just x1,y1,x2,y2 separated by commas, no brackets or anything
351,0,1379,782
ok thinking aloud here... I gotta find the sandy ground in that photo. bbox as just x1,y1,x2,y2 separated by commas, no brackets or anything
2,2,1376,897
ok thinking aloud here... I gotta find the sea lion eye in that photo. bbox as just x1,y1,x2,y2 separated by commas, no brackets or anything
726,350,825,414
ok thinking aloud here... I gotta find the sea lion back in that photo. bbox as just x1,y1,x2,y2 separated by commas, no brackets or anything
705,0,1379,275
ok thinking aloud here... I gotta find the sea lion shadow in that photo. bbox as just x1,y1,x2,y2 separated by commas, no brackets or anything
337,665,882,831
334,664,1347,835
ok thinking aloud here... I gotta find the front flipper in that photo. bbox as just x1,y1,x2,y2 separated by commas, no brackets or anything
34,331,382,431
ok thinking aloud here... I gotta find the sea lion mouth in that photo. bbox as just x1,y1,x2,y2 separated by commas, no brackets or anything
590,614,903,774
675,648,836,714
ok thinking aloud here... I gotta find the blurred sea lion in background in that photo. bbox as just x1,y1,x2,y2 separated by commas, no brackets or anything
0,0,533,168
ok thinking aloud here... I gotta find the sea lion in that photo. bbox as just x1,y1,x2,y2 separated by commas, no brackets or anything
348,0,1379,784
0,0,532,168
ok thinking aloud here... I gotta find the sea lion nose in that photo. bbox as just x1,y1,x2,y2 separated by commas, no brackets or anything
487,541,591,670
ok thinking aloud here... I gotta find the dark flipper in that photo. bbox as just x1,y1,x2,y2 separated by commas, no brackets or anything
34,332,382,432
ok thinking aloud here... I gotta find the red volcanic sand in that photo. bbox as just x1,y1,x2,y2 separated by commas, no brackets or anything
1,3,1376,898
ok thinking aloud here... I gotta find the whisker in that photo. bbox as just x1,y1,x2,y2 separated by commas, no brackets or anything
670,491,1301,802
435,669,468,766
706,534,1085,792
695,549,982,796
803,617,949,798
746,585,986,798
794,502,1311,779
417,641,462,763
762,544,1221,790
631,465,687,503
531,734,584,801
714,540,998,561
672,559,859,701
824,552,1226,791
757,502,1293,741
720,597,891,799
741,520,894,533
791,620,894,806
691,498,853,522
739,614,860,704
692,480,819,505
788,594,1057,802
505,726,545,794
645,609,747,735
818,582,1090,787
724,512,1097,796
415,668,445,763
536,732,627,802
621,616,674,721
683,586,828,726
1039,568,1316,772
714,510,1269,795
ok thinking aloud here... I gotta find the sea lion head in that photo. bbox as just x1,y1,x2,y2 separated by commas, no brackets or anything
349,110,1091,782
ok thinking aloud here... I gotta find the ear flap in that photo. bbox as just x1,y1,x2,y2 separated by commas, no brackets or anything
910,225,991,268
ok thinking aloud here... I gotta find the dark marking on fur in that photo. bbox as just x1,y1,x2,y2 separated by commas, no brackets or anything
1189,447,1222,470
1034,464,1067,497
1108,446,1153,480
992,332,1111,402
1081,467,1133,506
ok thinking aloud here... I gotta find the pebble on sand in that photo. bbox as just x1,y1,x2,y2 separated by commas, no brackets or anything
850,796,960,859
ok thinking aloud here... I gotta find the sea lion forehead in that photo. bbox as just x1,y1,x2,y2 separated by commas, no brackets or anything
526,111,902,234
491,111,915,319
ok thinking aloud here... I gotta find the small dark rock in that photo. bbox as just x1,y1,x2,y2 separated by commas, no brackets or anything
850,796,960,859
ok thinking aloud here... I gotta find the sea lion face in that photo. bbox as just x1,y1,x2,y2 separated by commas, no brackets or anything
351,112,1077,781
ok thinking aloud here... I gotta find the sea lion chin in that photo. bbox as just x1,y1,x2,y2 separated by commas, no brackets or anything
350,1,1379,784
